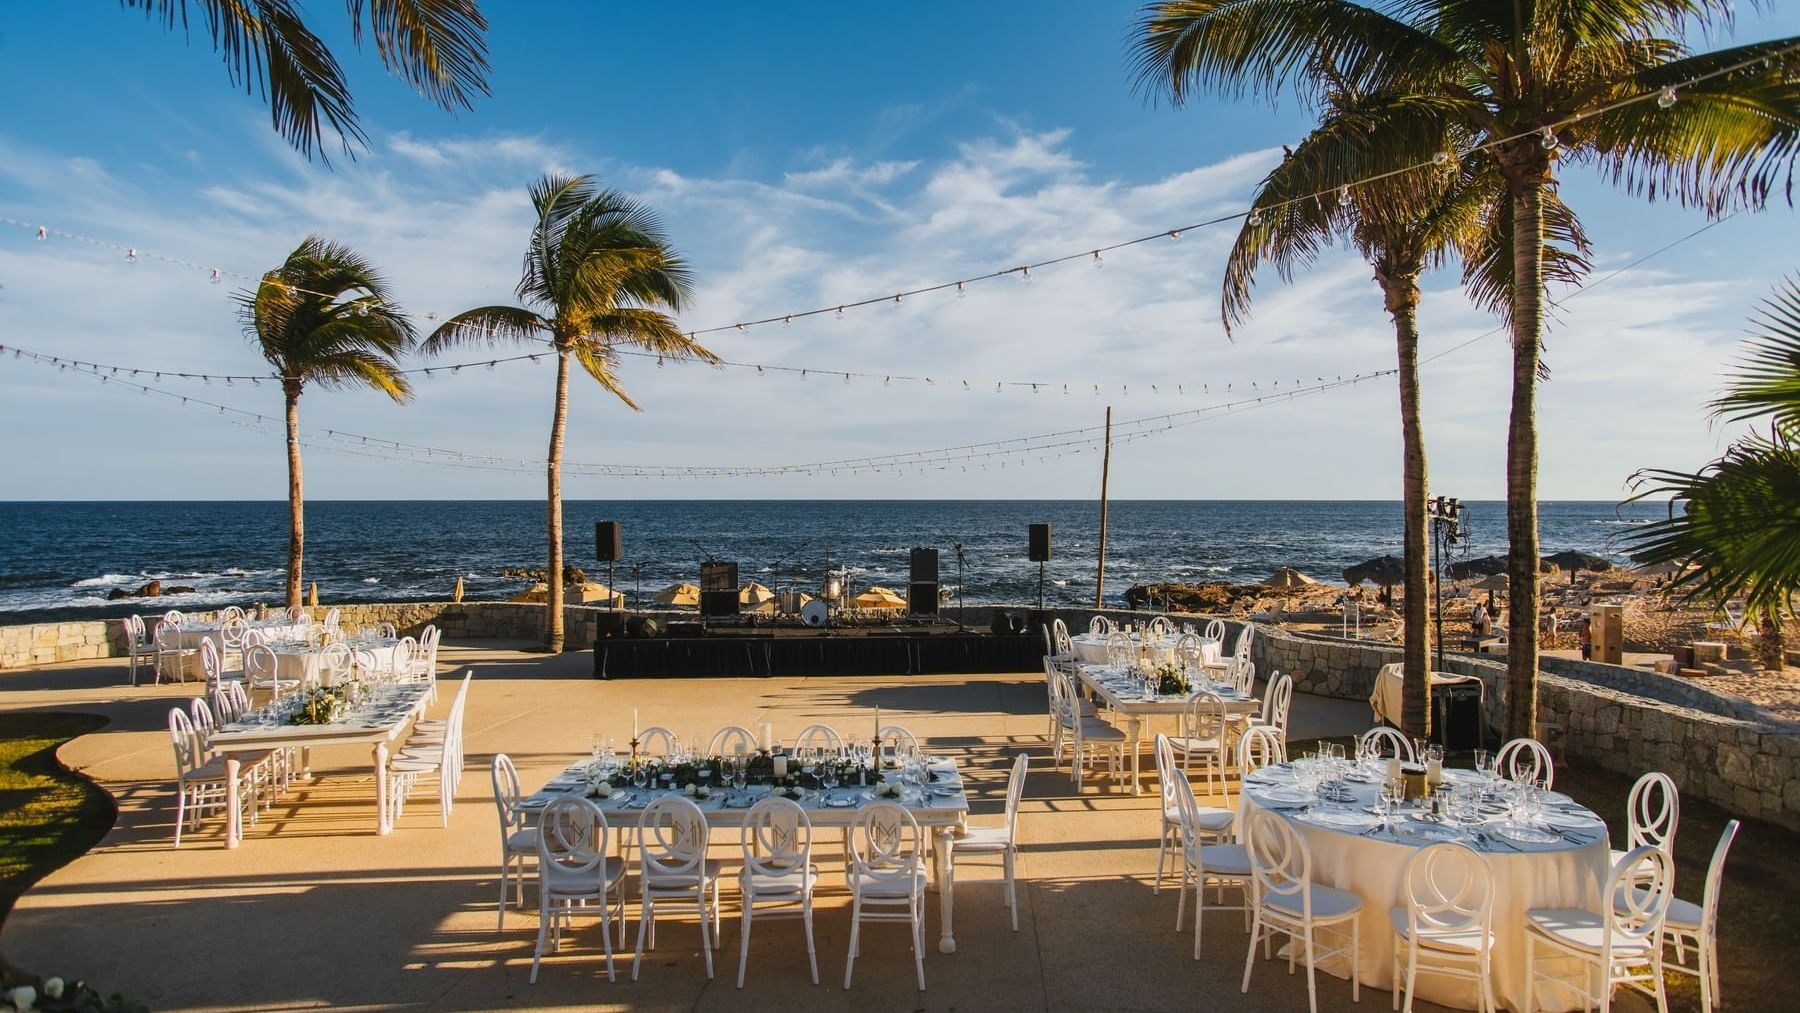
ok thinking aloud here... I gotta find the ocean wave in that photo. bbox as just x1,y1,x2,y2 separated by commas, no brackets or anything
71,573,140,588
1592,518,1649,526
362,577,380,584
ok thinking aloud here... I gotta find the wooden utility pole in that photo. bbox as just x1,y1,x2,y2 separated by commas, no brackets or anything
1094,406,1112,609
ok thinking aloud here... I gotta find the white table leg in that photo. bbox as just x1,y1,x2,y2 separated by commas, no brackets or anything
226,756,243,848
934,827,956,954
374,741,391,835
1129,716,1144,795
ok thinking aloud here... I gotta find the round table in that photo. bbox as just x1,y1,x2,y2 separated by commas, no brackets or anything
1238,766,1611,1012
1069,632,1218,667
267,637,404,685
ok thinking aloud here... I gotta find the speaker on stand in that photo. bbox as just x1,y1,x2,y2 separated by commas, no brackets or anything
595,521,621,610
1028,523,1052,611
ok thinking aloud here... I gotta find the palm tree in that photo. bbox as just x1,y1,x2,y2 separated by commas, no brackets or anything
240,236,416,609
1626,277,1800,669
423,175,714,653
1220,86,1589,739
1134,0,1800,738
123,0,490,160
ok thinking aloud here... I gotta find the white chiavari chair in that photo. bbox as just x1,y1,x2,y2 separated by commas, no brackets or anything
1636,819,1737,1013
878,725,919,757
1611,771,1680,882
1391,842,1496,1013
1088,614,1113,635
843,802,928,991
1054,670,1124,788
793,724,843,753
313,642,352,688
952,752,1027,931
122,614,156,685
708,725,760,757
1147,615,1173,638
632,794,724,980
219,605,246,623
1165,734,1252,959
1527,845,1673,1013
636,725,680,755
1204,619,1226,642
737,796,820,988
1496,736,1555,788
243,643,299,699
153,620,195,684
490,754,537,930
1155,731,1232,895
1241,809,1363,1013
530,796,627,983
1361,725,1415,763
167,706,258,847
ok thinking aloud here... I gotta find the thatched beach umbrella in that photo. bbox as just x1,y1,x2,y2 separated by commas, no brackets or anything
1447,555,1509,580
852,587,906,609
1343,555,1406,605
739,582,775,607
1543,549,1614,584
1264,567,1318,590
654,582,700,606
1474,573,1510,592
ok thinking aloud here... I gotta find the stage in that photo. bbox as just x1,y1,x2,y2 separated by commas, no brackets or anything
590,620,1043,679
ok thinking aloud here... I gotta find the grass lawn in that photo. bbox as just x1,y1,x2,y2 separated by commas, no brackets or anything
0,712,113,925
1297,735,1800,1012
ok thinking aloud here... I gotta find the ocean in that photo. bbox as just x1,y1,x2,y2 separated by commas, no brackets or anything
0,499,1661,623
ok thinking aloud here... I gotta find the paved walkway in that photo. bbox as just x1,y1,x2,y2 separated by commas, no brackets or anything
3,644,1480,1011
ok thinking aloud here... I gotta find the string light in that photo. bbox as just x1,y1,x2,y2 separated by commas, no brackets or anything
1657,85,1678,108
1091,250,1103,268
1539,126,1559,150
1247,210,1263,227
1432,151,1452,166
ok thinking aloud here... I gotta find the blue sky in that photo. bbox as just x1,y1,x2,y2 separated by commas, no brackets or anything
1,2,1797,501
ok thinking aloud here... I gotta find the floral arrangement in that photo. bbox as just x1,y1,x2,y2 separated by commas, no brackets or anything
288,686,350,725
0,975,147,1013
875,781,904,799
1153,663,1190,696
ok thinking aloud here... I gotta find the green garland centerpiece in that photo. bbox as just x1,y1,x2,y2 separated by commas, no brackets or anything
1153,662,1190,696
289,685,351,725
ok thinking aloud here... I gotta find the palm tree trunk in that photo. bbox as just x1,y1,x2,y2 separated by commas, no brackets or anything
1502,161,1550,742
1378,265,1432,739
284,381,304,611
545,349,571,653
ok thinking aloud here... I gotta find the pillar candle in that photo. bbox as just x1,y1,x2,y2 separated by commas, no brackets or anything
632,707,639,739
759,721,774,751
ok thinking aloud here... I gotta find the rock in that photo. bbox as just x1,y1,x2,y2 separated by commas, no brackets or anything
107,588,133,600
163,585,196,595
136,580,162,597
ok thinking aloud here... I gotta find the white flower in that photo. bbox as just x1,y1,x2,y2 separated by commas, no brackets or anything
41,980,62,1001
593,782,612,798
683,783,697,797
696,786,711,799
9,985,36,1011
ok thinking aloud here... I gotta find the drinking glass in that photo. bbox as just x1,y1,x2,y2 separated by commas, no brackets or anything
591,734,605,763
732,761,747,794
631,765,647,791
1474,748,1493,777
822,764,839,798
1380,780,1405,825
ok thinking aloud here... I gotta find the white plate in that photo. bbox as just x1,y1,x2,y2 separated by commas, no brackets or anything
1493,822,1561,845
1258,786,1311,806
1305,808,1378,831
1400,821,1464,842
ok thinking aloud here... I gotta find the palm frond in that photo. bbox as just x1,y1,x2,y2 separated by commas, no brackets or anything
1458,180,1593,320
420,305,550,355
577,310,719,364
569,342,641,412
1710,274,1800,438
345,0,490,111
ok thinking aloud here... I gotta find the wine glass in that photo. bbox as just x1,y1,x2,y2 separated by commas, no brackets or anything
731,759,748,795
822,762,839,799
630,764,648,792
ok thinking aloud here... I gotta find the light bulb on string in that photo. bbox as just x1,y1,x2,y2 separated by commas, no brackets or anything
1091,250,1103,268
835,306,845,319
1432,151,1452,166
1019,266,1031,282
1657,85,1678,109
210,268,222,284
955,281,966,299
783,315,792,328
1539,126,1558,150
1247,209,1263,227
125,248,137,263
1338,185,1351,202
1167,229,1182,241
35,226,47,241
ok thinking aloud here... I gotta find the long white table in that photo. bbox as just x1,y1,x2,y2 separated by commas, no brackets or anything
1240,764,1611,1011
522,757,972,954
209,682,431,847
1075,663,1259,794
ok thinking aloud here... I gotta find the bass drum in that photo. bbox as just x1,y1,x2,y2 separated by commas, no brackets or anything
801,599,829,628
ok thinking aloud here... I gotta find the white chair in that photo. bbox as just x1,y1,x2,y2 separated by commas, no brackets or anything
491,754,538,930
1204,619,1226,642
1051,617,1073,657
1241,809,1363,1013
793,724,843,752
1361,726,1415,763
1253,671,1294,737
1496,737,1555,788
1638,819,1738,1013
1238,724,1287,771
411,624,442,700
1052,671,1124,788
1610,772,1680,875
530,796,627,984
632,794,723,980
389,680,467,827
1104,630,1133,669
188,698,274,815
243,644,299,699
1166,735,1252,959
153,621,195,684
736,796,821,988
374,621,398,638
218,616,250,673
636,725,680,755
1171,689,1228,799
219,605,246,623
1088,615,1113,635
1527,845,1673,1013
1043,658,1096,758
168,706,258,847
708,724,760,757
122,615,156,685
1155,728,1231,895
162,609,187,627
322,607,341,632
1147,615,1173,638
878,725,920,756
285,604,306,622
952,752,1027,931
209,680,251,724
843,802,928,991
1391,842,1496,1013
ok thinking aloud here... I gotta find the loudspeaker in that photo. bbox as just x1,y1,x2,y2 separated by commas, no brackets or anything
1432,682,1485,753
666,621,705,638
909,547,939,584
1028,523,1052,562
625,615,660,639
908,581,940,615
594,521,621,562
700,561,739,592
990,611,1025,635
700,589,740,618
594,611,627,640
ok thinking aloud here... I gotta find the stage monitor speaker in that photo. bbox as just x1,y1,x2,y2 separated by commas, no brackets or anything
1432,682,1484,753
666,621,705,639
625,616,660,639
594,611,627,640
700,589,740,618
909,547,939,584
700,561,739,592
908,581,940,615
1028,523,1052,562
595,521,621,562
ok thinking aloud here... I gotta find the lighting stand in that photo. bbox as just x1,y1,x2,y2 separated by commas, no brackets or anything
1426,496,1465,676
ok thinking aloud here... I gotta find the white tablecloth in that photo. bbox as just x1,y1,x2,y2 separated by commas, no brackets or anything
1369,663,1485,727
269,639,404,684
1070,632,1218,667
1239,767,1610,1012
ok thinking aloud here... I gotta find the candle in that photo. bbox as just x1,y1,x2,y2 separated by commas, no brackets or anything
1425,755,1443,789
773,755,788,780
875,706,882,741
1385,755,1401,783
759,721,774,751
632,708,639,739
